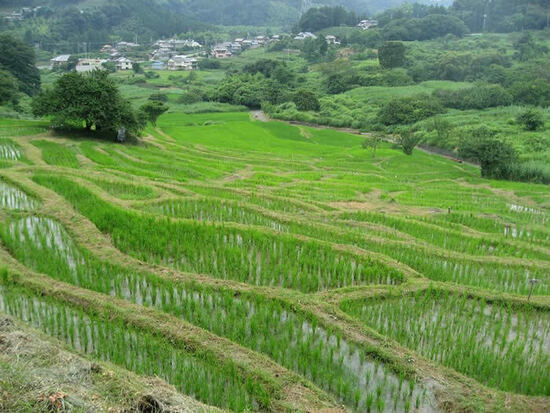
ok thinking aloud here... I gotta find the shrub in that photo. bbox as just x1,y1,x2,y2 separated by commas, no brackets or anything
378,42,406,69
507,161,550,185
458,132,518,179
377,95,444,126
397,129,422,155
293,89,320,112
149,93,169,102
433,84,512,110
517,109,545,131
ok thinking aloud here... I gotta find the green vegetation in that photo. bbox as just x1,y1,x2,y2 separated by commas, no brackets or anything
31,140,80,168
341,288,550,395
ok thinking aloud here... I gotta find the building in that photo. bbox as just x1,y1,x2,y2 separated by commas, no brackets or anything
212,47,232,59
167,55,198,71
294,32,317,40
115,57,133,71
50,55,71,69
325,35,340,45
101,44,114,53
75,59,106,73
358,19,378,30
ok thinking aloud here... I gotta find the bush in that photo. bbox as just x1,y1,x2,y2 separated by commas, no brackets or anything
458,132,518,179
397,129,422,155
199,59,221,70
377,94,445,126
517,109,545,131
507,161,550,185
378,42,406,69
293,89,320,112
433,84,512,110
149,93,168,102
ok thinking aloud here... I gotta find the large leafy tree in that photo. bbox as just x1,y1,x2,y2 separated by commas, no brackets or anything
0,69,19,106
0,34,40,96
32,70,144,139
378,42,406,69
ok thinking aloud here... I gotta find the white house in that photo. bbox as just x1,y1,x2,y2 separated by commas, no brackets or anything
325,35,340,45
75,58,106,72
115,57,133,71
212,47,232,59
358,20,378,30
294,32,317,40
50,54,71,69
167,55,199,71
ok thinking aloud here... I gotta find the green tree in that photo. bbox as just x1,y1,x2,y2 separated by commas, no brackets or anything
140,101,169,126
0,34,41,96
132,62,144,74
458,130,518,179
293,89,320,112
362,134,383,158
397,129,422,155
378,42,406,69
517,109,544,131
377,95,444,126
32,70,143,139
0,69,19,106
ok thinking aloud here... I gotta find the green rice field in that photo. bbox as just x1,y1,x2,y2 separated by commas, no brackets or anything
0,111,548,412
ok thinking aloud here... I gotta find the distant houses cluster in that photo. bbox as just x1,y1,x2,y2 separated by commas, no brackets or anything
46,24,367,74
3,6,42,22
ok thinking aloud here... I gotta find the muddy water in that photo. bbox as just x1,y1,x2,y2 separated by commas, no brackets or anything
0,182,38,210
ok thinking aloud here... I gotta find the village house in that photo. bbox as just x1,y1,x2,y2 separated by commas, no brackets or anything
357,19,378,30
50,55,71,69
100,44,114,53
212,46,232,59
76,58,106,73
294,32,317,40
325,35,340,45
256,36,267,45
167,55,199,71
115,57,133,71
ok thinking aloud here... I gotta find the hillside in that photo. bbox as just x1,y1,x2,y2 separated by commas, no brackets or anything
1,0,454,27
0,110,549,412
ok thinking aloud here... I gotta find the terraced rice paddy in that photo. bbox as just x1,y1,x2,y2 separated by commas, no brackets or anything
0,139,21,161
0,113,549,412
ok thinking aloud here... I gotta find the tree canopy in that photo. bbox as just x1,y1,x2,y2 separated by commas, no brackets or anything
0,34,40,96
32,70,144,139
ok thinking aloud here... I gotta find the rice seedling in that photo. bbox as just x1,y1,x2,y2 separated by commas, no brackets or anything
141,198,288,231
0,180,39,211
32,175,404,292
87,177,157,200
0,139,21,161
0,215,428,412
31,140,80,168
341,288,550,396
0,280,269,412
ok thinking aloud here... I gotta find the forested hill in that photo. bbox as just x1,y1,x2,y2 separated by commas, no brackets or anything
1,0,453,28
0,0,547,34
0,0,208,52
